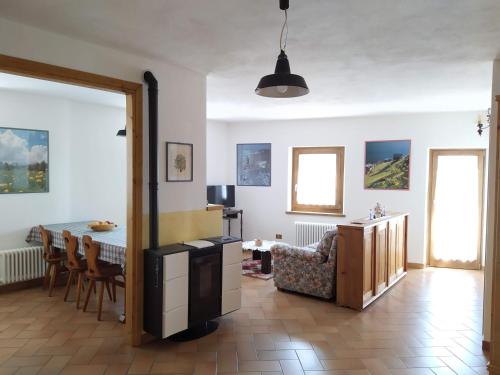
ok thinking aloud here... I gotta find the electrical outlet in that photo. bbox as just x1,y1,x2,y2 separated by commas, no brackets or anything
275,233,283,240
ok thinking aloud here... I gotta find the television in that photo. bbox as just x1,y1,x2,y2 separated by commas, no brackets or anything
207,185,235,208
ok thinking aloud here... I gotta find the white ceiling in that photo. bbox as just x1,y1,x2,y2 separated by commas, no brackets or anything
0,0,499,121
0,73,125,108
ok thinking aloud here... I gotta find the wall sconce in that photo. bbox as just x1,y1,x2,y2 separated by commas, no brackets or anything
477,108,491,136
116,126,126,137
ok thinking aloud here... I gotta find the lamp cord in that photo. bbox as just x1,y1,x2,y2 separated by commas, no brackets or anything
280,9,288,52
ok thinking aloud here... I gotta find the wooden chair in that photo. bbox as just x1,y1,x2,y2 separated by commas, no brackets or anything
82,235,123,320
40,225,66,297
62,230,88,309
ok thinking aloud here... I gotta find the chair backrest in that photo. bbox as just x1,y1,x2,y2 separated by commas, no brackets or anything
39,225,54,260
82,235,102,277
63,230,82,269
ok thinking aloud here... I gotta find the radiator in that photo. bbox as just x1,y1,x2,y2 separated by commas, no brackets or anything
0,246,46,285
295,222,337,247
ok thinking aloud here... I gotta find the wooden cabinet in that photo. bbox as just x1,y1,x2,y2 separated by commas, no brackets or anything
337,213,408,310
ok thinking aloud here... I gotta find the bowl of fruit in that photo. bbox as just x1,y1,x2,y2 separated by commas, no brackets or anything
88,221,117,232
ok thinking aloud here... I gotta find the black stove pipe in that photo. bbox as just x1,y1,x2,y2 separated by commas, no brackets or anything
144,71,159,250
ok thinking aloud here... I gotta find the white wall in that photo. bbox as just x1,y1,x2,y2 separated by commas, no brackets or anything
68,101,126,225
0,17,207,222
208,112,489,264
207,120,230,185
0,89,126,250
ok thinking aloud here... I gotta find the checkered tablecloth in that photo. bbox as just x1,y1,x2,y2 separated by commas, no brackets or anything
26,221,126,267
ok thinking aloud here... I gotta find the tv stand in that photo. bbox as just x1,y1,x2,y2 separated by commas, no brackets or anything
223,208,243,239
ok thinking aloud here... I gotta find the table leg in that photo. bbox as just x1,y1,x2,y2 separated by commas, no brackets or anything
261,251,272,274
252,250,261,260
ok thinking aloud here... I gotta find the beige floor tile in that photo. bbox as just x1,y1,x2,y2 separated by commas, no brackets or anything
238,360,282,372
257,350,297,360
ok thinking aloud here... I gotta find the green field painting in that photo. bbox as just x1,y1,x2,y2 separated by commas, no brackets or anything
364,140,410,190
0,127,49,194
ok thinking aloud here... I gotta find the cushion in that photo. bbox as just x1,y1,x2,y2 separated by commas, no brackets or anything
316,229,337,261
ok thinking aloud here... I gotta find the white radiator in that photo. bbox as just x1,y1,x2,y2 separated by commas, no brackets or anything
295,222,337,247
0,246,46,285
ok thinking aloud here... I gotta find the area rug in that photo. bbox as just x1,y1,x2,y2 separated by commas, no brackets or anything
242,259,274,280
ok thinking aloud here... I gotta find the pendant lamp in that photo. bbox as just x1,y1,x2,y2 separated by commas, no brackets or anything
255,0,309,98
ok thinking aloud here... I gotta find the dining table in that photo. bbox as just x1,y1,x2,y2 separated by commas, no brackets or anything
26,221,127,268
26,221,127,323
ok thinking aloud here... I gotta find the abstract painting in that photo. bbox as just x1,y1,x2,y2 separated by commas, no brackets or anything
364,140,411,190
166,142,193,182
237,143,271,186
0,127,49,194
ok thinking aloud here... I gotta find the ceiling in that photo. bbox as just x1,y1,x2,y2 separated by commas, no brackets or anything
1,0,499,121
0,73,125,108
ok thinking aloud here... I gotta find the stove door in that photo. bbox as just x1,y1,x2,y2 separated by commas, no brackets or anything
189,247,222,324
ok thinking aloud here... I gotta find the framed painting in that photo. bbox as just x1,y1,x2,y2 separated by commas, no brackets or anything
0,127,49,194
166,142,193,182
237,143,271,186
364,139,411,190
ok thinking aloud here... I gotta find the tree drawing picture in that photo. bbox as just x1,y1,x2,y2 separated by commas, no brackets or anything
364,140,410,190
0,127,49,194
166,142,193,182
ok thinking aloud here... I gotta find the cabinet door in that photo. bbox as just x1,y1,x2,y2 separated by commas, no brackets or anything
395,217,406,276
387,220,398,284
362,228,375,305
223,241,242,265
375,223,388,294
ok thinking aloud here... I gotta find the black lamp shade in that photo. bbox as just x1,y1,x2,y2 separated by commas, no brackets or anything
116,128,126,137
255,50,309,98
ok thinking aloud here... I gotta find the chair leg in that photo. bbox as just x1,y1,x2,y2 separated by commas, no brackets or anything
43,264,51,289
48,264,57,297
64,270,74,302
97,281,105,321
83,279,95,312
105,280,113,302
111,278,117,303
76,272,83,309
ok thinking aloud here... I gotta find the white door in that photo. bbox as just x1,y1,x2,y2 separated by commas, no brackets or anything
428,149,485,270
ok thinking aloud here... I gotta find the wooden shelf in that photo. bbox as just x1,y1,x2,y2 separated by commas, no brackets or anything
206,204,224,211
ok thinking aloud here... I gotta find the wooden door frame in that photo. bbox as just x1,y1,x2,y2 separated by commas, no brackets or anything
426,148,485,270
490,96,500,374
0,54,144,346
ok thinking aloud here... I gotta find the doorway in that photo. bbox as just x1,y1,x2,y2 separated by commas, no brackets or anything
427,149,485,270
0,54,143,345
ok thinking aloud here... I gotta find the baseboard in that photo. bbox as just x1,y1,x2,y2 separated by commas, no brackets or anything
407,262,426,269
483,340,490,352
0,277,44,293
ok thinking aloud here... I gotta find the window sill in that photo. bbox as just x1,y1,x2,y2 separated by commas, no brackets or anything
286,211,346,217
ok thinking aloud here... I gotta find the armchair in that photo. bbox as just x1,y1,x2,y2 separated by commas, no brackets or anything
271,230,337,299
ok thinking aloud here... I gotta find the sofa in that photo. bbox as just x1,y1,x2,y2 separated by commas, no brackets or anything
270,229,338,299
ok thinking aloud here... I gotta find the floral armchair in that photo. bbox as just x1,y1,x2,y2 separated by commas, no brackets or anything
271,229,338,299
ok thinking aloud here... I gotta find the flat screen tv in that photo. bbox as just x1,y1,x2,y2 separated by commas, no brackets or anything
207,185,235,208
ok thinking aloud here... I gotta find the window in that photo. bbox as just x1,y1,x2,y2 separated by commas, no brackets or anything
291,147,345,214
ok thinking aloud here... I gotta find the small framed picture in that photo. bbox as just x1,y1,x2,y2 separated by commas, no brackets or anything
166,142,193,182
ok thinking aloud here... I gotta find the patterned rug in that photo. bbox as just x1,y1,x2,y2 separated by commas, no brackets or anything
242,259,274,280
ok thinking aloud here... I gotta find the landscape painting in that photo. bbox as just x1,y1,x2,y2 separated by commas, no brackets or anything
364,140,410,190
237,143,271,186
0,127,49,194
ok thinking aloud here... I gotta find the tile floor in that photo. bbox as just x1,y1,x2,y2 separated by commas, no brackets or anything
0,267,488,374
